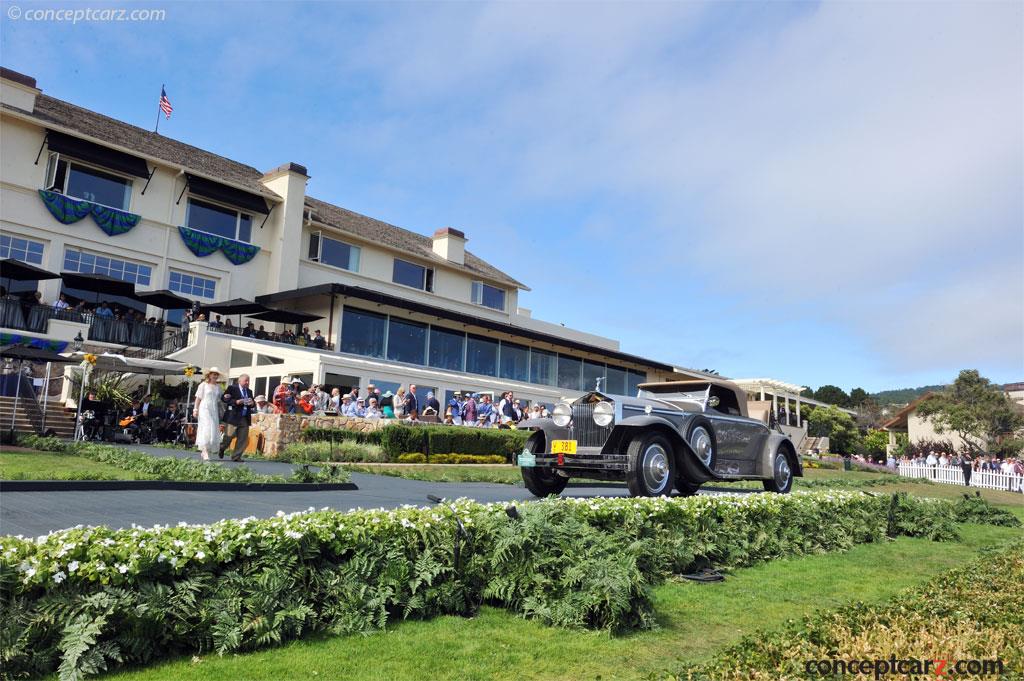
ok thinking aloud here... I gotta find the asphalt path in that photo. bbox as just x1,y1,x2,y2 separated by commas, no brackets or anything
1,444,747,536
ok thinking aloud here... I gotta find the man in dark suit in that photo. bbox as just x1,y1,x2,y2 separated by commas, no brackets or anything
220,373,254,461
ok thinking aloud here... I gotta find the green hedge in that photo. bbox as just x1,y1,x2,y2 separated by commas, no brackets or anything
300,424,529,462
1,490,991,680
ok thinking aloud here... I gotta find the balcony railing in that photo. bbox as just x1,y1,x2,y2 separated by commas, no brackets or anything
0,299,168,350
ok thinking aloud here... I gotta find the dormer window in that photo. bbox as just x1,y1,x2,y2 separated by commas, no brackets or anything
472,281,506,311
45,152,132,211
186,197,252,243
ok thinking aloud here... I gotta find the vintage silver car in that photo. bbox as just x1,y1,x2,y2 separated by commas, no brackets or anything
517,379,802,497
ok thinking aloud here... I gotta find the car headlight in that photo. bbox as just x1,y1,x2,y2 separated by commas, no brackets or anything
552,402,572,427
593,401,614,427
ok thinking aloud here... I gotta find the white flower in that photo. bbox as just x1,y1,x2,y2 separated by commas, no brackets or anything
195,551,206,560
25,567,36,578
285,531,303,540
116,563,129,574
53,570,66,584
68,560,80,573
158,553,167,563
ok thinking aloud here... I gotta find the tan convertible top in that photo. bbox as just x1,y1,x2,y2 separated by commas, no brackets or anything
637,379,749,418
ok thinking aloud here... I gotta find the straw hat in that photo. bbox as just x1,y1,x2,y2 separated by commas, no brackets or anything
203,366,222,379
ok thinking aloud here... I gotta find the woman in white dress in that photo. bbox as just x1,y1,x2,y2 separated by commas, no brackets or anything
192,366,223,461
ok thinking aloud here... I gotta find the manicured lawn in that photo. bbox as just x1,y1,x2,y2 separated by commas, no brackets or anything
100,522,1022,681
0,448,154,481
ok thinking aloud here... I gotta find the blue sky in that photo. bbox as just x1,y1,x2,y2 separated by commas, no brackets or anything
2,1,1021,393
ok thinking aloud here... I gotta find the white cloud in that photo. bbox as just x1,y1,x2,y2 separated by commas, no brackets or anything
340,1,1022,378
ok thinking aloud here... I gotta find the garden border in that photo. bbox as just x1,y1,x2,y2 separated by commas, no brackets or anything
0,480,358,492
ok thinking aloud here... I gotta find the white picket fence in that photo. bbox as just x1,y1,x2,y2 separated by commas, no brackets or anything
898,463,1024,493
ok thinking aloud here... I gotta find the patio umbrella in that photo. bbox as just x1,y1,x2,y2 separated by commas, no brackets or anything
1,258,61,287
60,272,136,303
0,344,74,435
202,297,269,327
249,308,324,325
134,289,191,310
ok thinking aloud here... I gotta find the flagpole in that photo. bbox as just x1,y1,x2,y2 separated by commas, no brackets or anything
155,84,164,134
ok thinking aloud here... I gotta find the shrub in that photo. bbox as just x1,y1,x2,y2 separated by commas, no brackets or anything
0,491,1001,680
302,424,528,461
397,453,427,463
281,441,387,463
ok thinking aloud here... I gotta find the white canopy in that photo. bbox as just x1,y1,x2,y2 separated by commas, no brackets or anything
63,351,187,375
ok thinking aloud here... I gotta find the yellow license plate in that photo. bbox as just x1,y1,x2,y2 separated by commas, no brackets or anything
550,440,577,455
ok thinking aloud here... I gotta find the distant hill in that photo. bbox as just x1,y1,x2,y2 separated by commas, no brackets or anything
869,384,946,406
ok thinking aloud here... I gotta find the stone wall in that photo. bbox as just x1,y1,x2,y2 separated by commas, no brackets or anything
251,413,390,458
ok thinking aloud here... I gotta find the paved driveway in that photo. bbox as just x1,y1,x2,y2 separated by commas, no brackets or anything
0,444,747,536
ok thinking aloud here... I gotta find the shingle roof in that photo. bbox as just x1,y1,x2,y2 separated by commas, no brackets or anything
6,93,280,199
3,87,527,290
304,196,528,290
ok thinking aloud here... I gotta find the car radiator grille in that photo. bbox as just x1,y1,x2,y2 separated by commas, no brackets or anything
571,402,612,448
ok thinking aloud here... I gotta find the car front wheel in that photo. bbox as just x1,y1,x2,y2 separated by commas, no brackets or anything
626,432,676,497
762,450,794,493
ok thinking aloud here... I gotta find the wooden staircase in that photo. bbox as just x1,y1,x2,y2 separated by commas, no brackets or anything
0,396,76,438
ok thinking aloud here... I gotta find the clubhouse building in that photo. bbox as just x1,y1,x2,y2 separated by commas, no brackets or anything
1,67,710,410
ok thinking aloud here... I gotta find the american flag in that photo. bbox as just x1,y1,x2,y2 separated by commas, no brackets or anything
159,87,173,119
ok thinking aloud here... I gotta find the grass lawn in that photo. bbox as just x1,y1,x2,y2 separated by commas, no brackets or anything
100,522,1023,681
0,448,154,481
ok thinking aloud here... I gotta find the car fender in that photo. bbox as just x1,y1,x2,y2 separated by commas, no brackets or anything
519,419,568,451
759,432,803,478
615,414,723,483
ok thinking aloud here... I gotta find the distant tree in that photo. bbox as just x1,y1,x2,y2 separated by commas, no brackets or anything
859,429,890,461
854,398,886,430
808,405,861,455
915,370,1024,456
813,385,850,407
849,388,869,406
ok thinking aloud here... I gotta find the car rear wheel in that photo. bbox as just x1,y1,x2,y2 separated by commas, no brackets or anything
762,449,794,493
626,432,676,497
675,477,701,497
522,465,569,497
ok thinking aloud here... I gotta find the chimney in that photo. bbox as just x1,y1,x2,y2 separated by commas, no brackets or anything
0,68,39,113
432,227,466,265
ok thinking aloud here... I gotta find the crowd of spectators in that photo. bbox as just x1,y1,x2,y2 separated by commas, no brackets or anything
258,378,547,429
203,314,328,349
899,450,1024,492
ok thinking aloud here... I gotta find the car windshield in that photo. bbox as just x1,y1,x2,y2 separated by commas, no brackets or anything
638,389,708,408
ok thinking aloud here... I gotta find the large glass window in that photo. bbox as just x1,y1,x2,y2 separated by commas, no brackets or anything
583,360,606,393
0,235,44,265
428,326,465,371
466,334,498,376
499,342,529,382
392,258,433,291
627,370,646,395
47,154,132,210
530,348,556,386
386,318,426,365
169,271,216,299
605,365,628,396
186,197,252,242
557,355,582,391
309,232,360,272
471,281,506,311
63,248,152,285
340,307,386,358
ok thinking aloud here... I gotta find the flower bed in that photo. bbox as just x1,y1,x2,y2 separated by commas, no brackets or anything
1,490,991,679
16,436,350,485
